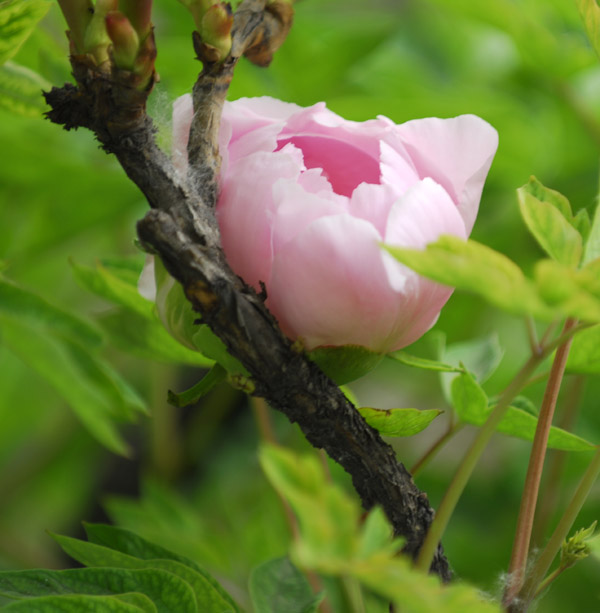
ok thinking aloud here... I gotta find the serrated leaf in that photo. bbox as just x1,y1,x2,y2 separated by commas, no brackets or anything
0,567,196,613
384,236,556,320
71,259,155,319
99,309,213,366
0,61,50,117
82,524,240,613
0,593,153,612
249,557,322,613
168,364,227,408
517,182,583,268
388,351,466,373
358,407,442,437
51,533,237,613
0,0,50,64
308,345,384,384
1,318,130,455
567,323,600,373
0,276,102,347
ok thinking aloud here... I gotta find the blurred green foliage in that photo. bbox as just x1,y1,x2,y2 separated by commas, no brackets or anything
1,0,600,611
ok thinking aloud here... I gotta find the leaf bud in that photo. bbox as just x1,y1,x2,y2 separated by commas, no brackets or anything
105,10,140,70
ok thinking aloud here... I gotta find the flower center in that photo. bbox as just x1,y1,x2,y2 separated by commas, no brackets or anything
277,134,381,197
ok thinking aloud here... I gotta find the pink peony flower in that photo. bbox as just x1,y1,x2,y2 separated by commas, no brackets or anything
172,96,498,353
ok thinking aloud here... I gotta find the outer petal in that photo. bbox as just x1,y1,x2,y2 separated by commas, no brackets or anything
217,149,304,288
268,215,401,352
388,114,498,234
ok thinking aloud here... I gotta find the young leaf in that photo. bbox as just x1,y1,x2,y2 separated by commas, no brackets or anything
82,524,239,613
249,557,322,613
517,182,582,268
0,593,153,612
51,533,237,613
583,199,600,265
358,407,442,437
0,567,197,613
388,351,466,373
168,364,227,408
0,0,50,64
450,372,489,424
567,323,600,373
385,236,556,320
308,345,383,384
576,0,600,60
0,61,50,117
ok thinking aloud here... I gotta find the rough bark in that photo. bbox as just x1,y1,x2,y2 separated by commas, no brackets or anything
45,0,451,580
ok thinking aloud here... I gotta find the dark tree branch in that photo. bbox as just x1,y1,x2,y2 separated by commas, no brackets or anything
45,0,451,581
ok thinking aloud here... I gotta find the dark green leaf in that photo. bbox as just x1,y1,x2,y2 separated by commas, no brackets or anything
191,325,248,375
51,533,237,613
0,567,196,613
0,593,153,612
83,524,240,613
0,0,50,64
249,557,322,613
517,181,582,267
168,364,227,408
358,407,442,437
308,345,384,384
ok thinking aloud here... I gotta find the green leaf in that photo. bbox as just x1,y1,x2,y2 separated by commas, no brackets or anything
358,407,442,437
249,557,322,613
0,593,153,612
0,568,196,613
82,524,240,613
452,373,594,451
387,351,466,373
0,61,50,117
191,325,248,376
51,533,237,613
308,345,384,384
168,364,227,408
0,276,102,348
583,199,600,265
384,236,556,320
99,309,213,366
517,180,583,268
0,0,50,64
567,323,600,373
356,507,399,559
71,259,155,319
1,319,130,455
577,0,600,60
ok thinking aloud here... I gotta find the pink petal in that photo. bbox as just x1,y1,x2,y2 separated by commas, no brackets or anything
389,114,498,234
172,94,194,174
268,215,402,352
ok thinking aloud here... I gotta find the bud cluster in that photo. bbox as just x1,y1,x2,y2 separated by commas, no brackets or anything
57,0,156,89
180,0,233,63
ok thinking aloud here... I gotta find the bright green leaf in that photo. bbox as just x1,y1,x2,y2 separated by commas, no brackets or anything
308,345,384,384
577,0,600,60
249,557,322,613
168,364,227,408
358,407,442,437
0,0,50,64
385,236,556,320
51,533,237,613
583,199,600,265
567,323,600,373
517,181,583,268
1,318,130,455
0,60,50,117
388,351,466,373
0,567,196,613
0,593,152,612
82,523,240,613
451,372,489,424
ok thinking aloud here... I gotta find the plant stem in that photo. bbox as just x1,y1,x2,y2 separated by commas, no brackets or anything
415,353,541,573
503,318,577,608
410,421,462,476
516,446,600,610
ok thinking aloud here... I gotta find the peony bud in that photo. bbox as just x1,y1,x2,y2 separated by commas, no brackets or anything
198,3,233,62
